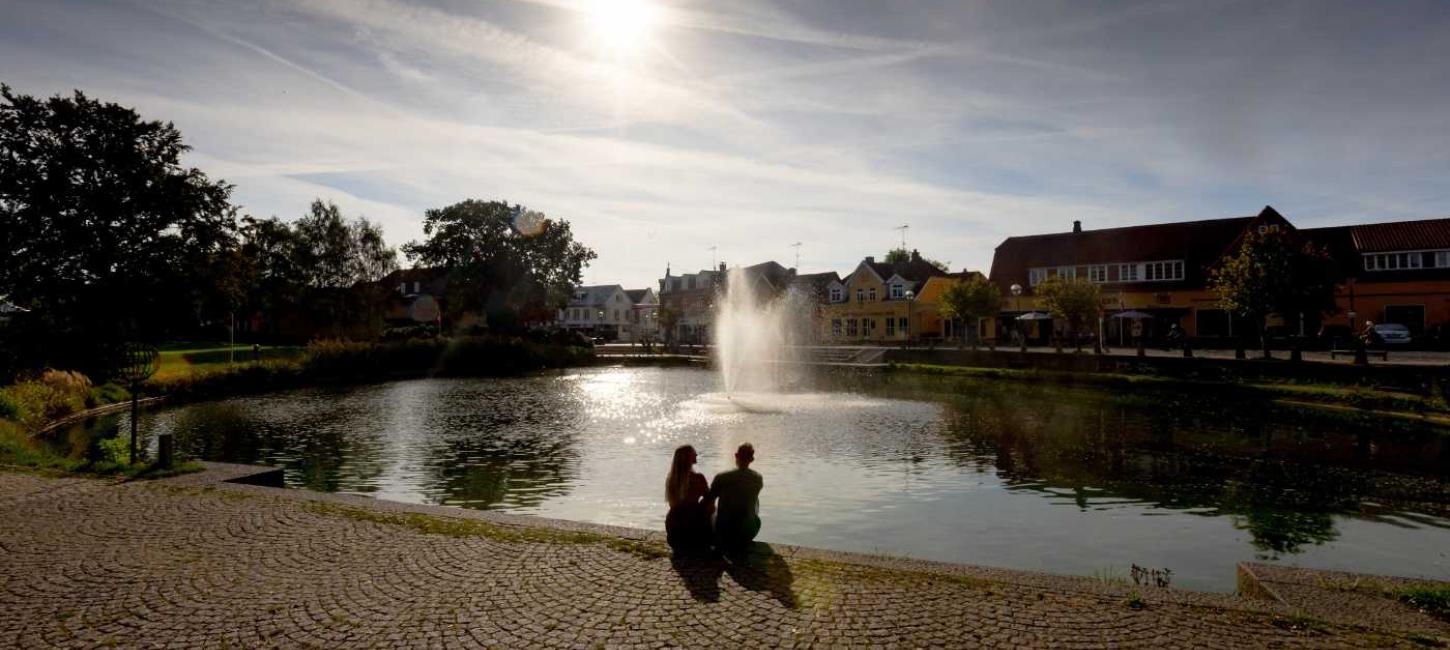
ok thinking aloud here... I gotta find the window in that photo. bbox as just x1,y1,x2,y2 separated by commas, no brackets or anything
847,319,858,337
1088,265,1108,283
864,318,874,334
868,288,877,301
1029,268,1048,287
899,317,908,333
1257,224,1281,235
856,288,864,302
1366,252,1428,271
832,319,842,337
890,284,903,299
1141,261,1184,282
687,277,695,289
1437,252,1450,268
1119,263,1139,281
830,287,843,302
1055,266,1076,280
886,319,896,336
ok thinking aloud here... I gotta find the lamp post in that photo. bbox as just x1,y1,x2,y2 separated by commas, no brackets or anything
1010,283,1025,353
904,289,915,348
118,343,159,466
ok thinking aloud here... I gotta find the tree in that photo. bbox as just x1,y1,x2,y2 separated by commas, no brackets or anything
884,247,949,272
0,85,237,372
1036,277,1101,352
401,200,596,329
1210,228,1339,359
657,305,682,347
292,200,397,290
938,276,1002,349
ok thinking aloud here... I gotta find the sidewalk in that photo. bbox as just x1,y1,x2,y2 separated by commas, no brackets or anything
1,465,1443,648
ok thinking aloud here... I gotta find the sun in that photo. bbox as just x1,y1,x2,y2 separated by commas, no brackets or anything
584,0,658,57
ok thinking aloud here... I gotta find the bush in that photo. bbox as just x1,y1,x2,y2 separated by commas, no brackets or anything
0,369,94,431
304,336,592,379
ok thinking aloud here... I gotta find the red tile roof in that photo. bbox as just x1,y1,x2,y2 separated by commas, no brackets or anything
1346,218,1450,252
987,211,1270,292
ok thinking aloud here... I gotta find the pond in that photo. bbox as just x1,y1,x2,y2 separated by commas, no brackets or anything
57,366,1450,591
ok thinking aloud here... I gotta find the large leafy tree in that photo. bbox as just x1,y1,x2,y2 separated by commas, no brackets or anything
884,247,949,272
1036,277,1101,352
1210,228,1339,358
0,85,237,372
938,275,1002,349
402,200,596,328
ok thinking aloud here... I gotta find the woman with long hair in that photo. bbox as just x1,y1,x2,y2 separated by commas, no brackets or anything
664,444,713,555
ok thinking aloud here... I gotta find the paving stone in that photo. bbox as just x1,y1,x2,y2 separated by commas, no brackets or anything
0,470,1440,648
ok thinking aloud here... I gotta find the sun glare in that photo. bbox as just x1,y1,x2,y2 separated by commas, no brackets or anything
584,0,658,57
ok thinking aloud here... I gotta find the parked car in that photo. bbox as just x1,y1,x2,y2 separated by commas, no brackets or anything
1373,323,1413,345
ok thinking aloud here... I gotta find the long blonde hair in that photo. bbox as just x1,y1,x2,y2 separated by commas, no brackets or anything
665,445,696,506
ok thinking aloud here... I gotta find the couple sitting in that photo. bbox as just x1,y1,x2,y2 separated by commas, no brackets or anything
664,443,762,557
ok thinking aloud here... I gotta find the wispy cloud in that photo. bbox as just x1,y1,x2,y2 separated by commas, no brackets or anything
3,0,1448,288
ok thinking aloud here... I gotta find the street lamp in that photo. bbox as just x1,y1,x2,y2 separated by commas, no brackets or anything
1010,283,1024,352
904,289,915,348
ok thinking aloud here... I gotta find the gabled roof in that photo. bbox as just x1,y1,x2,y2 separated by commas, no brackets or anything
624,288,655,304
852,251,946,286
987,208,1281,292
570,284,625,306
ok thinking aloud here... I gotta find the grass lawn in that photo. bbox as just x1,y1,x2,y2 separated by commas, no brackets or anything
154,342,304,380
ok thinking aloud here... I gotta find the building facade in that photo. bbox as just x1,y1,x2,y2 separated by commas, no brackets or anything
557,285,633,341
821,251,946,343
657,265,722,343
622,288,659,343
987,206,1450,345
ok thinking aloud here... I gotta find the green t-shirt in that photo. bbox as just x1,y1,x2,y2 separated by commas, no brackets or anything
710,468,762,525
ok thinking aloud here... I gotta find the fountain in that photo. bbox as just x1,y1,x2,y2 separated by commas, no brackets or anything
710,266,811,408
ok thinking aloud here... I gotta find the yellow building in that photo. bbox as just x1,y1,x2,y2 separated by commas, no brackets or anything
821,251,946,343
912,272,992,342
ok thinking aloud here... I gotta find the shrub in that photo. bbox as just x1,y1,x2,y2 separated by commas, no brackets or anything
0,369,94,431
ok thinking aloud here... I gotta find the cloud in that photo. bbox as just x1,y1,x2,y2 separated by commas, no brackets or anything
2,0,1447,289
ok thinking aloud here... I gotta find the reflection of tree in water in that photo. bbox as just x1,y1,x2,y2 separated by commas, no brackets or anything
416,381,584,510
894,376,1450,557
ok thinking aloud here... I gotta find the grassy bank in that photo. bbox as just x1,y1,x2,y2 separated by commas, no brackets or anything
889,363,1450,423
1,336,594,474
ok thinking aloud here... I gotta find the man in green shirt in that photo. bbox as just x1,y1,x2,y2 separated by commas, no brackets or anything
709,443,763,555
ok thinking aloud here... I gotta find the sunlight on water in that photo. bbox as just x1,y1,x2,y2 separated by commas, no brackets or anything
65,366,1450,592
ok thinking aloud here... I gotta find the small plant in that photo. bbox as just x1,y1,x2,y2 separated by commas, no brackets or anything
1397,585,1450,622
1091,566,1128,586
1131,564,1173,588
1123,590,1145,610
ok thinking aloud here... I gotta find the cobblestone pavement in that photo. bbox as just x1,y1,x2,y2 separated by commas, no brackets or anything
0,470,1434,648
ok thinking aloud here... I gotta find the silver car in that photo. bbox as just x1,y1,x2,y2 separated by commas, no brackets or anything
1373,323,1413,345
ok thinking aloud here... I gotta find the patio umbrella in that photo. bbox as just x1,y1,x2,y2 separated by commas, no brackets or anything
1015,312,1053,320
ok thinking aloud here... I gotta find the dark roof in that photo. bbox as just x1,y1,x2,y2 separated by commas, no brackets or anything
863,251,947,284
792,271,840,285
1344,217,1450,252
986,209,1284,292
624,289,650,303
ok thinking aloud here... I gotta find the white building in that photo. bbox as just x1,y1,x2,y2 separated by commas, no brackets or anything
557,285,632,341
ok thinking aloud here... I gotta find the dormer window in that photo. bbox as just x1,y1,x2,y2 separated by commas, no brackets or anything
829,287,843,302
890,284,903,299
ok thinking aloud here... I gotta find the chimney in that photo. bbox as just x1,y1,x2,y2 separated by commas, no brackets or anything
1072,220,1082,233
865,256,875,264
911,249,921,262
718,262,727,274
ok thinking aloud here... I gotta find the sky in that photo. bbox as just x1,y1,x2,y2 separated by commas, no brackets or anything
3,0,1449,289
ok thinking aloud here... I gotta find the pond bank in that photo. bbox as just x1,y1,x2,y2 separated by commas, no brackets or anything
2,462,1444,648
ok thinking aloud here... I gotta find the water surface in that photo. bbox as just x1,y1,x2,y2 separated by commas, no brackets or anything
60,367,1450,591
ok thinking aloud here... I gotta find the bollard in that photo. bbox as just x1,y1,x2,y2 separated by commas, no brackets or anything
158,433,174,469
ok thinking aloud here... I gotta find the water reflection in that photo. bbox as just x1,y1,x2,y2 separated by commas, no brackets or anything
56,367,1450,591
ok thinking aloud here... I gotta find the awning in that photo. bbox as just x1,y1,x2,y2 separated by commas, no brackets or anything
1015,312,1053,321
1109,310,1153,319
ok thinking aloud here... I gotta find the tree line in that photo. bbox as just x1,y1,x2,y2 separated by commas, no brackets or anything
0,85,594,379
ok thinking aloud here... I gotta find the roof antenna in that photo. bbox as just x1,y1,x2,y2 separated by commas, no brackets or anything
790,242,802,270
894,224,909,249
707,245,717,269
